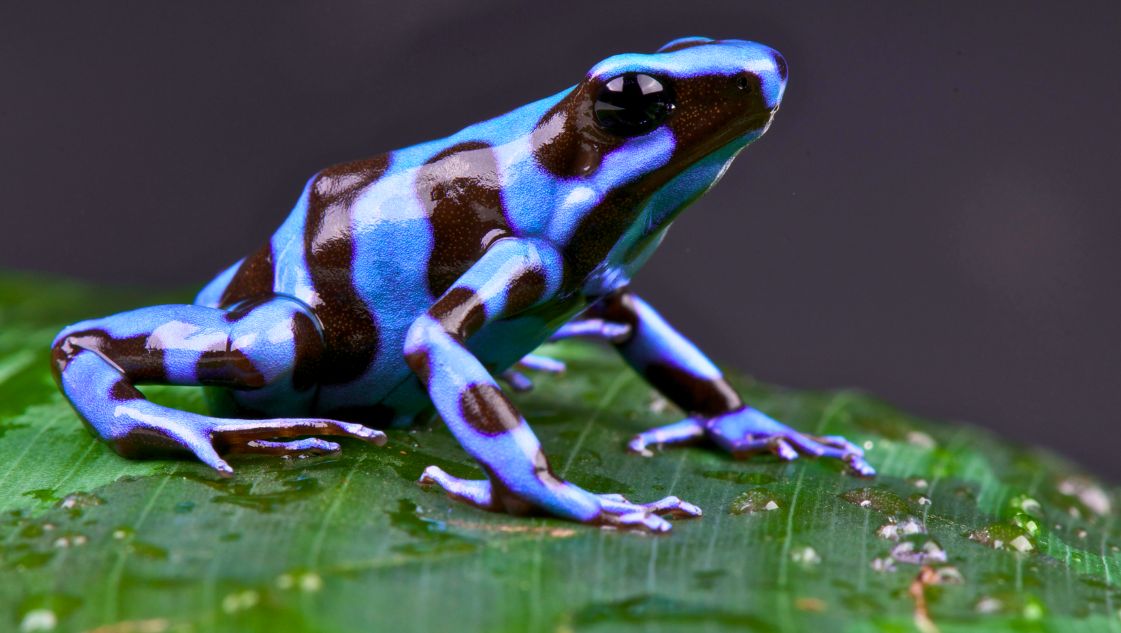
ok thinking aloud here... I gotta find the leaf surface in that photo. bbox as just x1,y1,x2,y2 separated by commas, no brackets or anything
1,273,1117,633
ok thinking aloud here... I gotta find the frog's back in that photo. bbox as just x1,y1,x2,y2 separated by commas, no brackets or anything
194,91,570,413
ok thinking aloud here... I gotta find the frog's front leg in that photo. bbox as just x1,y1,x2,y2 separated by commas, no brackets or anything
51,296,386,475
590,290,875,476
405,239,701,532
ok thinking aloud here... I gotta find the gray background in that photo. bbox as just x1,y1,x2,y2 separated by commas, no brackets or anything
2,2,1119,477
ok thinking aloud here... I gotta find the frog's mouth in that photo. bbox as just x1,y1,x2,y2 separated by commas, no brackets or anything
671,106,777,170
746,103,780,128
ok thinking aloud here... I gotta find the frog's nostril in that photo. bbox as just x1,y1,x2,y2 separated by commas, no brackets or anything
771,50,788,82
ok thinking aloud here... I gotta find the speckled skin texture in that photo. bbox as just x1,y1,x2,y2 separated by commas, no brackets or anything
51,37,872,532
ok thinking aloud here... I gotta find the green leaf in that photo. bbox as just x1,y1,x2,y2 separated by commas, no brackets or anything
1,272,1118,633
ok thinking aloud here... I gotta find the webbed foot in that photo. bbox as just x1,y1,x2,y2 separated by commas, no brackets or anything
419,465,701,533
628,408,875,477
593,492,703,532
109,404,386,475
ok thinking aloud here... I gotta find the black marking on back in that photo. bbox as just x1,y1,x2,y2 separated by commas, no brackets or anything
290,311,324,392
416,141,512,297
219,242,275,308
303,155,390,384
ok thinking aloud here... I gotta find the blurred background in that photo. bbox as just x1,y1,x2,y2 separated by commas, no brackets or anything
2,2,1118,478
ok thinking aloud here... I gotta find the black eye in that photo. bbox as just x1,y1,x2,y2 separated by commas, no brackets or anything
737,76,751,91
593,73,675,137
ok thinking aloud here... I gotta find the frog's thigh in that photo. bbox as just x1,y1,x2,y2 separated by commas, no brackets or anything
51,295,356,469
56,296,322,394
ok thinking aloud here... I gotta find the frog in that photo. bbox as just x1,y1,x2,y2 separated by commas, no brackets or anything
51,36,874,533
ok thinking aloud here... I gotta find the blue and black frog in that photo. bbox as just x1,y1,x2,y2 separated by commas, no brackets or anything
51,37,874,533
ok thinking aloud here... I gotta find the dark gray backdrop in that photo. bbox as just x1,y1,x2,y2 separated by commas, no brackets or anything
3,2,1119,478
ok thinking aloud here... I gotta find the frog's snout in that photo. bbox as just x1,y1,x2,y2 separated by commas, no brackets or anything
769,49,788,92
707,38,788,112
759,46,788,111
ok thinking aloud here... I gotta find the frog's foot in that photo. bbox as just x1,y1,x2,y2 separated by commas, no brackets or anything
200,417,386,474
626,418,707,457
419,466,701,533
499,354,566,393
418,466,498,509
628,408,875,477
593,493,703,533
106,403,386,476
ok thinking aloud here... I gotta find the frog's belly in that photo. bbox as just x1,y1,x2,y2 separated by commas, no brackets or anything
309,310,567,426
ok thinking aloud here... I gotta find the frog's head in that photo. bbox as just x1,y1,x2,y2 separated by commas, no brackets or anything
532,37,788,280
532,37,787,181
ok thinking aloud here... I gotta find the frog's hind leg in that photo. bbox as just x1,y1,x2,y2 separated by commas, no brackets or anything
501,317,633,392
499,354,567,393
50,296,386,475
550,318,631,343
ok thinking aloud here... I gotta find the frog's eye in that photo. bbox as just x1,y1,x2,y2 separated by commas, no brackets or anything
593,73,675,137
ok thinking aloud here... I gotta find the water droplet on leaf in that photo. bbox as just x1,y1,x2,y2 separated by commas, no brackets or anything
221,590,259,614
839,487,910,518
968,523,1035,552
19,608,56,632
975,596,1003,614
876,516,925,541
1058,476,1111,516
790,546,821,566
730,489,782,515
890,535,946,565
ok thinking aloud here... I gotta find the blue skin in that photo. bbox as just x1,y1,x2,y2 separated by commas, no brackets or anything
51,37,873,533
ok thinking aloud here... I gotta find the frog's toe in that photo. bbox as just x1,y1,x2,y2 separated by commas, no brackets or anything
176,416,385,474
778,432,875,476
418,465,496,510
607,511,673,533
230,438,342,457
772,437,800,461
818,435,866,457
598,493,703,522
626,418,706,456
499,369,535,393
517,354,566,374
180,435,235,477
550,319,632,343
707,412,875,476
501,354,567,392
594,493,703,533
640,495,704,519
211,418,387,448
846,456,877,477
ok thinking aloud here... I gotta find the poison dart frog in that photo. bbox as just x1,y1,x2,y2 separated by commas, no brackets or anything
51,37,874,533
